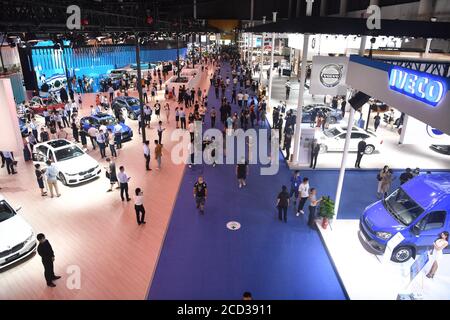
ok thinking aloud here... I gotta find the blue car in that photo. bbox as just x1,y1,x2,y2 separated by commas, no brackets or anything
302,104,343,124
111,96,141,120
80,113,133,142
359,173,450,262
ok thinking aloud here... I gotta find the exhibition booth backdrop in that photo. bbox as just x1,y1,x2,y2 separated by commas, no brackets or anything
26,43,187,93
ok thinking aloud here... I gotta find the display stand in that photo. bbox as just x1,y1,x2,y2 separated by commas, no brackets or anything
298,127,315,166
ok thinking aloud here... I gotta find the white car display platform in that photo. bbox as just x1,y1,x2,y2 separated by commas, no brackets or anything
317,219,450,300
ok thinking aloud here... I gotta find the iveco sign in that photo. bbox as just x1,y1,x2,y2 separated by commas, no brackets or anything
388,67,446,107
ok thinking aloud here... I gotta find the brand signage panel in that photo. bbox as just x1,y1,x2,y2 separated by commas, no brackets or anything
310,56,348,96
389,66,446,107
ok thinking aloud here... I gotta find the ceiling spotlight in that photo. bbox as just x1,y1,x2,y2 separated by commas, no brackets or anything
430,17,437,22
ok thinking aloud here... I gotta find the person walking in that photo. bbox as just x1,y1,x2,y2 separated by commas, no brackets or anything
374,113,381,131
154,140,162,170
289,170,301,206
143,140,151,171
37,233,61,287
236,158,249,188
355,138,367,168
307,188,321,229
87,126,98,150
376,165,389,199
426,231,449,279
164,103,170,124
156,121,165,144
71,121,79,143
45,160,61,198
310,139,320,169
106,129,117,158
3,151,16,175
134,188,146,225
179,108,187,130
285,80,291,100
105,158,119,192
117,166,131,201
277,185,290,223
380,168,394,198
96,129,107,159
34,164,47,196
193,176,207,214
296,178,310,216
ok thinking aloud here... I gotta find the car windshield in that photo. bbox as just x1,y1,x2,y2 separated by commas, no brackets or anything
383,188,424,226
0,201,15,222
324,128,341,138
127,98,140,106
54,146,84,162
98,117,116,126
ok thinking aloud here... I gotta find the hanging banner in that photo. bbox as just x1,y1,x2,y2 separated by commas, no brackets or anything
310,56,349,96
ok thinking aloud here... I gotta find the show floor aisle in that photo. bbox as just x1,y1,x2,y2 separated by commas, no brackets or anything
148,61,346,300
0,68,212,299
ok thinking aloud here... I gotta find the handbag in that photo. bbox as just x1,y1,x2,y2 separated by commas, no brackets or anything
377,173,382,181
105,171,111,179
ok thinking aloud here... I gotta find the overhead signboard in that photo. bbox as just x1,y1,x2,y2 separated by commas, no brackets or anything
346,55,450,135
389,66,446,107
310,56,348,96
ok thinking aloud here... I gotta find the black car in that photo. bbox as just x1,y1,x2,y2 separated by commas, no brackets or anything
430,144,450,155
111,96,142,120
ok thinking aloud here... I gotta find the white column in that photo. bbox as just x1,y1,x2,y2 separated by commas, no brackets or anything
267,12,277,108
339,0,348,16
333,36,367,218
399,114,409,144
292,0,314,163
259,33,264,85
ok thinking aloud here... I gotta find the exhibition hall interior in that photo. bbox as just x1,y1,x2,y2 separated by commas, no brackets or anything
1,0,450,302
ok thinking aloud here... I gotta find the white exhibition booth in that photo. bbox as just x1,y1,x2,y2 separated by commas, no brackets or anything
309,55,450,300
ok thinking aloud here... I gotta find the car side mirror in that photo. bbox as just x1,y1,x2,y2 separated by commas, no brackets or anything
412,224,421,236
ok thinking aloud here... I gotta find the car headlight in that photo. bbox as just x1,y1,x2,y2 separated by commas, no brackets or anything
376,231,392,240
26,232,35,243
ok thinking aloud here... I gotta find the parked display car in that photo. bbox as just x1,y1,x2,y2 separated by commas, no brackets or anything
317,125,383,154
80,113,133,142
0,196,36,269
359,174,450,263
430,144,450,155
32,139,101,186
302,104,343,124
111,96,141,120
28,96,64,115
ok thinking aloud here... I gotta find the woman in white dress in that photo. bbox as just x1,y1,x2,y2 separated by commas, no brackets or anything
426,231,449,279
164,103,170,124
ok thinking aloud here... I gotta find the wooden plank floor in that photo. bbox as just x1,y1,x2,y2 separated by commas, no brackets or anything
0,66,213,299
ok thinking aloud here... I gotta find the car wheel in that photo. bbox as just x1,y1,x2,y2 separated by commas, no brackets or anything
365,144,375,155
319,144,328,154
391,246,413,263
129,112,136,120
58,173,68,186
329,116,337,124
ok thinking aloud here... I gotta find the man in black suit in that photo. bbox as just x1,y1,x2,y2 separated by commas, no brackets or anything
355,139,367,168
310,139,320,169
37,233,61,287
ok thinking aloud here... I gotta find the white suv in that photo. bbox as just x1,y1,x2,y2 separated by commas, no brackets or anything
32,139,101,186
318,126,383,154
0,196,36,269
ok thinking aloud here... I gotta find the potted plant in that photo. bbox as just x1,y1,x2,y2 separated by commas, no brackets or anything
319,196,335,229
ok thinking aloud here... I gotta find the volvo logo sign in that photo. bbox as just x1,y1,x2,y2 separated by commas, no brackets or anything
319,64,343,88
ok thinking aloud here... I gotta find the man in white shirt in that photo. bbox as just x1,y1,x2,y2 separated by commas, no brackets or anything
117,166,131,201
243,92,249,107
87,126,98,150
237,91,244,108
45,160,61,198
96,129,107,158
143,140,151,171
297,177,310,216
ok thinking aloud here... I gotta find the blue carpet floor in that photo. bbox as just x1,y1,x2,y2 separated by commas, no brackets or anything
148,62,347,300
